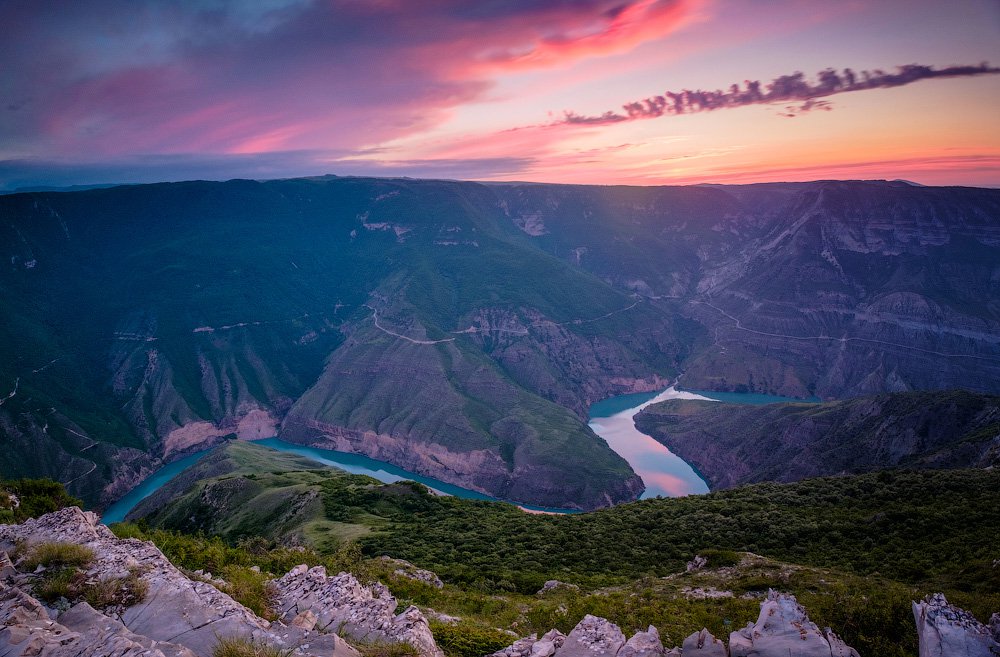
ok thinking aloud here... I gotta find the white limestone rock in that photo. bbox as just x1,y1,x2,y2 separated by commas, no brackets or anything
681,628,727,656
913,593,1000,657
728,590,859,657
491,629,566,657
558,614,626,657
271,564,442,657
378,556,444,589
619,625,664,657
0,507,359,657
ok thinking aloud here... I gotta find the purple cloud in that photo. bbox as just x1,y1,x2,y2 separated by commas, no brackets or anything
0,0,694,163
560,63,1000,125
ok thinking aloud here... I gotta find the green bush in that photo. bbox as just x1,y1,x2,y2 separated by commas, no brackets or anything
697,549,741,568
0,479,82,522
36,568,86,602
430,621,512,657
219,565,277,619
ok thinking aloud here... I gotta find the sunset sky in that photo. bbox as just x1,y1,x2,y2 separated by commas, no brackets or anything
2,0,999,190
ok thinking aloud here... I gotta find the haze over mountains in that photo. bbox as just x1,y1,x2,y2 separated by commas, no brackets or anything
1,176,998,509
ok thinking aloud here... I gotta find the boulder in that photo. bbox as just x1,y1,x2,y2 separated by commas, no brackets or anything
686,555,708,572
728,590,859,657
378,556,444,589
619,625,664,657
913,593,1000,657
558,614,626,657
538,580,580,594
681,629,726,656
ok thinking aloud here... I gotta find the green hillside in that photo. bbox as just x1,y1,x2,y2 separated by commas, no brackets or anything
115,443,1000,657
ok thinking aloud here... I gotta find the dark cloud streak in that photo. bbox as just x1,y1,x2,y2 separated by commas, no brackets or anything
562,63,1000,125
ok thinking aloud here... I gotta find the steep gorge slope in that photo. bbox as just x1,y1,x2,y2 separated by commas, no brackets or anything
634,389,1000,489
0,177,681,508
491,181,1000,398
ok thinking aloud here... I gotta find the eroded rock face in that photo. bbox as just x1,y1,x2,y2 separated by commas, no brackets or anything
913,593,1000,657
0,507,360,657
271,563,443,657
728,590,859,657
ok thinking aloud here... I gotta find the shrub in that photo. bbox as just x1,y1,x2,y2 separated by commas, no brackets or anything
430,621,512,657
220,565,277,619
36,568,86,602
697,549,741,568
0,479,82,522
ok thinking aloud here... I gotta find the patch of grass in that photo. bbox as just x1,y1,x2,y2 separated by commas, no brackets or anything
36,568,87,603
352,638,422,657
20,542,95,571
85,568,149,611
212,636,291,657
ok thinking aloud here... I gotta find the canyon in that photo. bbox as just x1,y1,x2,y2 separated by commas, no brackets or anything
1,178,998,509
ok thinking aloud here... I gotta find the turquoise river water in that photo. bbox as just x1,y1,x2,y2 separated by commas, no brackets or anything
101,386,813,522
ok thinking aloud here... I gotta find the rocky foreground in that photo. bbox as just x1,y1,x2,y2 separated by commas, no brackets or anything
0,507,440,657
1,508,998,656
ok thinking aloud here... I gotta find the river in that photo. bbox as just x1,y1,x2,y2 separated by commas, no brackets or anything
101,386,813,522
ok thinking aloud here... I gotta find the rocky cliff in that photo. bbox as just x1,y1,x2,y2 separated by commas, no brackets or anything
634,389,1000,489
0,507,441,657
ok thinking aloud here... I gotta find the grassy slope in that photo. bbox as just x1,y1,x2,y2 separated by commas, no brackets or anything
121,444,1000,657
634,389,1000,489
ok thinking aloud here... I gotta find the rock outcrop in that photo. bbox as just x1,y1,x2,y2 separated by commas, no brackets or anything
378,556,444,589
558,615,626,657
618,626,664,657
493,591,860,657
271,564,443,657
728,591,858,657
913,593,1000,657
681,629,726,656
0,507,442,657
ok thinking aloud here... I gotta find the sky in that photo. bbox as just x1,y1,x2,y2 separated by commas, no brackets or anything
2,0,999,190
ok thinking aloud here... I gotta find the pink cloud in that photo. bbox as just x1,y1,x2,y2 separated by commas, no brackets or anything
2,1,699,160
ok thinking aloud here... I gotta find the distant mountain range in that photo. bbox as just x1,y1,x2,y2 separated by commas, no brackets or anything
1,177,998,508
